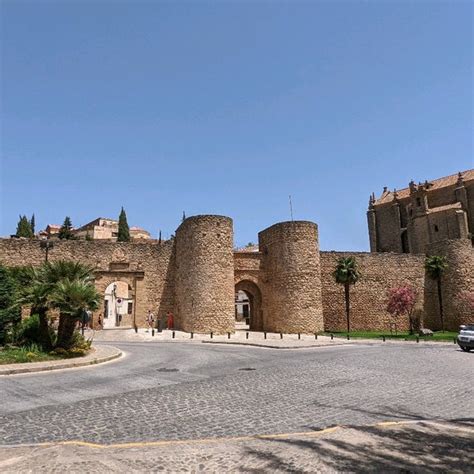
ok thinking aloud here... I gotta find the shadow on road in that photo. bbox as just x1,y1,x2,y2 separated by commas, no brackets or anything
242,407,473,473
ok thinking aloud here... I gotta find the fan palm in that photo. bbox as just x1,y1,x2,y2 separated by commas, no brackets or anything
334,257,361,334
425,255,448,332
14,266,53,350
51,279,99,349
17,261,96,349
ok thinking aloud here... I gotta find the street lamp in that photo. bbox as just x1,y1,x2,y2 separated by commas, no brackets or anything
40,240,54,262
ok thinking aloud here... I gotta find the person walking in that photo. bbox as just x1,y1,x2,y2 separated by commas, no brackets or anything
146,310,155,332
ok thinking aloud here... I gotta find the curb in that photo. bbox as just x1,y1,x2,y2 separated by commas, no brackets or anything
201,340,350,349
0,345,122,376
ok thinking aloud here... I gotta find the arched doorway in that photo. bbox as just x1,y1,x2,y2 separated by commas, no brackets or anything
235,280,263,331
103,281,134,329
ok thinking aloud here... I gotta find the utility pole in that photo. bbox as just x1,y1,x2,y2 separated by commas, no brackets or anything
289,195,294,222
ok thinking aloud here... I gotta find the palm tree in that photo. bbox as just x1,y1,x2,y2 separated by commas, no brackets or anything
425,255,448,332
17,267,53,350
17,261,97,350
52,279,99,349
43,261,95,284
334,256,361,334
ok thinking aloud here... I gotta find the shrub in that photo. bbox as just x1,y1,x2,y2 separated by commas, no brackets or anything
9,314,43,346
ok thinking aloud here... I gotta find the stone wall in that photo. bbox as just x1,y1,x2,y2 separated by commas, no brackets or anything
1,222,471,335
0,238,175,329
258,221,324,333
425,239,474,331
320,251,426,332
174,215,235,333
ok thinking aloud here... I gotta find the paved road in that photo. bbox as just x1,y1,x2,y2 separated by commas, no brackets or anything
0,341,472,446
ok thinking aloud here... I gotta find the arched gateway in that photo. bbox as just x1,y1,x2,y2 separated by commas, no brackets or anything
235,280,263,331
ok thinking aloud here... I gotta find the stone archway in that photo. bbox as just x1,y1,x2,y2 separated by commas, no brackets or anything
235,280,263,331
93,270,144,330
103,281,134,329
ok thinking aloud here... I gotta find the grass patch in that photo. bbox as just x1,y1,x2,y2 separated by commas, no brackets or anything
323,331,457,342
0,343,90,365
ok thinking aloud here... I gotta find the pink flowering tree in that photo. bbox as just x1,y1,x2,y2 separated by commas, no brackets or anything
386,286,418,334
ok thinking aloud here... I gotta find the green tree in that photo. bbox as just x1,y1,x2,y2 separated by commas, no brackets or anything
58,216,74,240
15,266,53,350
334,256,361,334
0,265,21,344
52,278,99,349
117,207,130,242
30,214,36,235
15,215,33,238
16,261,96,350
425,255,449,332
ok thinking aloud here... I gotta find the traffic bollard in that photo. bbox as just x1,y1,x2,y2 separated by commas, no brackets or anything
315,333,318,340
331,334,334,340
246,332,249,339
382,336,385,342
280,333,283,339
191,332,193,339
172,331,175,339
264,332,267,339
298,333,301,340
210,332,213,339
152,329,155,337
228,332,231,339
416,336,419,343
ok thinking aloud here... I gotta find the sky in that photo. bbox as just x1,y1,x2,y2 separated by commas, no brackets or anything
1,1,472,250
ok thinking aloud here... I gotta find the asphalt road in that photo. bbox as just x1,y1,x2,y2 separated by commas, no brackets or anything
0,341,472,446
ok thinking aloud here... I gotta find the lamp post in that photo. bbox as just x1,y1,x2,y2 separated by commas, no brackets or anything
40,240,54,262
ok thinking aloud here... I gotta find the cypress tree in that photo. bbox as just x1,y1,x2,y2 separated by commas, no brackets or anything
117,207,130,242
30,214,35,235
15,215,33,238
58,216,74,240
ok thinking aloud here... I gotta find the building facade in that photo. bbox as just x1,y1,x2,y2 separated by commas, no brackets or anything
39,217,151,241
367,169,474,254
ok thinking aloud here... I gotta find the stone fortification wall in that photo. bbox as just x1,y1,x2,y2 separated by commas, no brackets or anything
174,215,235,333
425,239,474,331
258,221,323,333
320,252,425,331
0,238,175,328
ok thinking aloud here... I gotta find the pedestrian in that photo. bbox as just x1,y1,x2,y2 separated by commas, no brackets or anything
146,309,155,332
167,311,174,330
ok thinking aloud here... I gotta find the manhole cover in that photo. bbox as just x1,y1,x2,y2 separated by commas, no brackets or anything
156,368,179,372
239,367,256,371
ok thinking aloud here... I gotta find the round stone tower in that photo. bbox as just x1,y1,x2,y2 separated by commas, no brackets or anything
258,221,323,333
174,215,235,333
426,239,474,330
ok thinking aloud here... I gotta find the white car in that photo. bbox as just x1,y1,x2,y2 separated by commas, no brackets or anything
457,324,474,352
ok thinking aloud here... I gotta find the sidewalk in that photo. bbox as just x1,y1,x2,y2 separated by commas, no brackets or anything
89,327,349,348
88,327,454,349
0,345,122,376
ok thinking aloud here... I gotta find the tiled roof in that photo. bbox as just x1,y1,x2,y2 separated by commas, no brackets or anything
374,169,474,205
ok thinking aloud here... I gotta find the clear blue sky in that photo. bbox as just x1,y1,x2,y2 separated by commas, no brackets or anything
1,1,472,250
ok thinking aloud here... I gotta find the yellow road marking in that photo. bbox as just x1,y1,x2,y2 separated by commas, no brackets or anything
15,420,418,450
